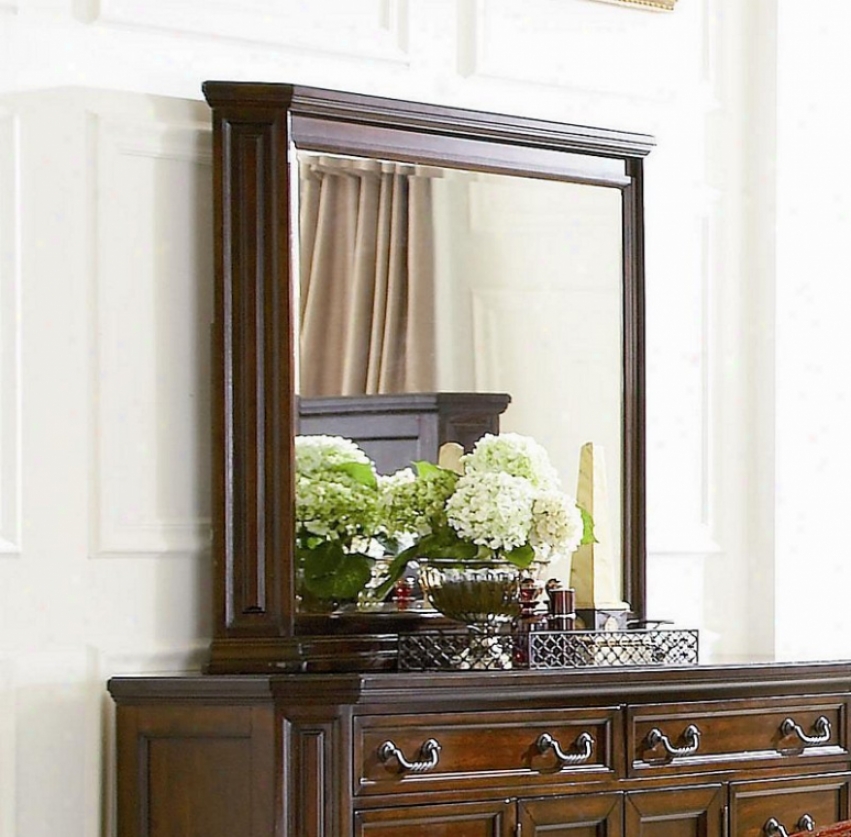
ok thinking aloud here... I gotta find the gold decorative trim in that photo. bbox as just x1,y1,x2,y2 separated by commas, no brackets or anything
588,0,677,11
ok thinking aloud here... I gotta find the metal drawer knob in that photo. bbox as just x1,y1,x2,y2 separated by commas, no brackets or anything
780,715,831,746
536,731,594,766
646,723,701,758
764,814,815,837
377,738,441,773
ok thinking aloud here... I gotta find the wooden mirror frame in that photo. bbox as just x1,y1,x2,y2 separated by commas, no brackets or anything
202,81,654,673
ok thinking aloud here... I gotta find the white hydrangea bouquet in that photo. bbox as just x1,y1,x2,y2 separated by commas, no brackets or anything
374,432,594,598
294,434,383,607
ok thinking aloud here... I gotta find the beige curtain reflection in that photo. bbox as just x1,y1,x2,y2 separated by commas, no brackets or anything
298,155,437,396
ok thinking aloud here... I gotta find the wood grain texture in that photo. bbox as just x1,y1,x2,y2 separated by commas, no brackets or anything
625,784,724,837
211,103,295,640
629,695,849,777
114,701,274,837
729,772,851,837
354,800,514,837
109,665,851,837
518,793,623,837
355,706,619,794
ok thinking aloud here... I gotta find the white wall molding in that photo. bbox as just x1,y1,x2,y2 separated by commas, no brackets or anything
93,521,212,558
701,0,720,107
89,111,213,560
98,644,209,677
457,0,717,111
646,163,724,558
648,525,722,557
696,191,723,555
0,109,22,557
104,120,214,167
0,658,14,837
91,0,412,65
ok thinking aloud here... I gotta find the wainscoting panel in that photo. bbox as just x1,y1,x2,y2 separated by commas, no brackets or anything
457,0,706,102
10,648,102,837
646,185,723,559
0,108,21,557
89,106,213,560
0,658,14,837
93,0,411,64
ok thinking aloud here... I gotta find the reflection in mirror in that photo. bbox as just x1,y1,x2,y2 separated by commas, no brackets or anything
296,151,624,591
297,154,439,396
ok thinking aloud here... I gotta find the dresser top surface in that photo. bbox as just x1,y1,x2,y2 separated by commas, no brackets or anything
108,658,851,707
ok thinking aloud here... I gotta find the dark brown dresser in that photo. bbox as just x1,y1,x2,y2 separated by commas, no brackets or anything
109,662,851,837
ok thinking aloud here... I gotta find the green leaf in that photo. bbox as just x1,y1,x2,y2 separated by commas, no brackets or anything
296,531,327,551
580,507,597,545
371,527,481,600
299,540,345,580
301,549,374,600
414,531,444,553
335,554,374,598
502,543,536,569
435,540,480,561
373,527,480,600
371,542,420,600
415,528,479,562
413,462,460,496
413,461,458,482
332,461,377,489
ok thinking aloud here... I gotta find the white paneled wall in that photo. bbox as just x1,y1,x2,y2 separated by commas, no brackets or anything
0,105,21,557
0,89,212,837
89,0,412,60
90,106,213,560
774,0,851,659
0,1,784,834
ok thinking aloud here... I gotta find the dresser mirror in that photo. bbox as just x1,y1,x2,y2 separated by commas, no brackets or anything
202,82,652,672
296,151,625,567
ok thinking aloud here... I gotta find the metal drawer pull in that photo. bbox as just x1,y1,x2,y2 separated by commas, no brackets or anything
536,731,594,766
764,814,815,837
780,715,831,746
646,723,701,757
377,738,441,773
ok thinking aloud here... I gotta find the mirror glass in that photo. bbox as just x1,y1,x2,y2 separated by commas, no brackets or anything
295,150,624,589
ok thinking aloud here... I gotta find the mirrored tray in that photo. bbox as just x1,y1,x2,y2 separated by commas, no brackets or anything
398,628,699,671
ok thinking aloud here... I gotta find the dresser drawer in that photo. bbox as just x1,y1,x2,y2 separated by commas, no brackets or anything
355,707,621,795
629,696,848,777
730,772,851,837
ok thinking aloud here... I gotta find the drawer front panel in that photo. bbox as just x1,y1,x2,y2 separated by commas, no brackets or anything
518,792,623,837
730,772,851,837
629,697,848,776
354,800,514,837
625,783,724,837
355,707,620,795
